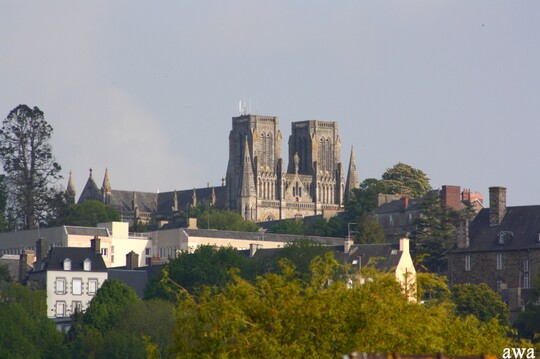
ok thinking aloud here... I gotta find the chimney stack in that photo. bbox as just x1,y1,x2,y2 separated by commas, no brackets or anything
489,187,507,227
35,238,48,270
440,185,461,210
126,250,139,270
90,236,101,254
401,196,409,210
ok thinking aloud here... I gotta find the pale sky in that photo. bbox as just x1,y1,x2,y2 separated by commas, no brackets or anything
1,1,539,206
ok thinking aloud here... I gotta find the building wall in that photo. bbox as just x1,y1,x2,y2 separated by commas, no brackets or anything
450,249,539,291
0,227,66,256
44,270,108,319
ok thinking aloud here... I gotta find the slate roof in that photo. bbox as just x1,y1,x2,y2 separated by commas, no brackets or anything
372,197,423,215
77,176,102,204
182,228,343,245
346,243,402,272
40,247,107,272
65,226,110,237
108,269,148,298
453,205,540,253
105,186,228,216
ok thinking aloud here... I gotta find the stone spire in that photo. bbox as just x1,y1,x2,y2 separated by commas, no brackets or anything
344,146,360,202
240,137,256,198
77,168,101,204
101,168,112,204
65,171,76,205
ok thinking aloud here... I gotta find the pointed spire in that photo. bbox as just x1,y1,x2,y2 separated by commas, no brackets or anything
172,190,178,212
102,168,111,193
211,187,216,205
344,146,360,202
65,171,76,205
77,168,101,204
240,137,256,197
192,188,197,207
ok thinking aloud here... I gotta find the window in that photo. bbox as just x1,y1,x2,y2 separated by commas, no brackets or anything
496,253,503,270
72,278,82,295
88,279,98,295
145,248,151,256
101,248,108,256
465,255,471,272
524,258,529,273
56,301,66,317
524,273,530,289
55,278,66,295
83,258,91,271
72,301,82,313
63,258,71,271
498,232,505,245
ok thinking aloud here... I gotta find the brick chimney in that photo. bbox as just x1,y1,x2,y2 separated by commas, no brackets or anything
401,196,409,210
126,250,139,270
440,185,461,210
489,187,507,227
90,235,101,254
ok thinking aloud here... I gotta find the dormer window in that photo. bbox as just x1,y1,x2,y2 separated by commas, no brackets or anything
83,258,92,271
63,258,71,271
498,232,505,245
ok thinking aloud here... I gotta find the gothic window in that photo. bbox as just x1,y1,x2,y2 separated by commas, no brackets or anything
524,258,529,272
524,273,530,289
267,133,273,169
238,133,243,165
302,136,307,171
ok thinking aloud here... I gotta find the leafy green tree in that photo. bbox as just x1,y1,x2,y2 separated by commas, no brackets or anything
82,279,140,332
356,216,386,244
54,200,120,227
515,275,540,341
169,253,513,357
346,178,389,218
0,283,67,358
381,162,432,198
0,105,62,230
145,245,263,300
451,283,510,325
269,219,305,235
196,208,259,232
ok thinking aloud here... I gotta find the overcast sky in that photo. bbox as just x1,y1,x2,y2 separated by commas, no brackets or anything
1,1,539,206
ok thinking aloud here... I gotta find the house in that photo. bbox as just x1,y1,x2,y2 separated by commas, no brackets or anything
25,238,108,332
344,237,417,302
449,186,540,321
372,185,483,242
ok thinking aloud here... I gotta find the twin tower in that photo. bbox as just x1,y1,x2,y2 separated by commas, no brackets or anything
225,114,359,221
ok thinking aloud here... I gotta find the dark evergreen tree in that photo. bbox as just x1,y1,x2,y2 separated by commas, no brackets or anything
0,105,62,229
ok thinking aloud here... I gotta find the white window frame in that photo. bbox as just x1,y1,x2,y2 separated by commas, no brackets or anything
465,255,471,272
83,258,92,271
72,278,82,295
524,258,529,273
496,253,503,270
56,301,66,317
55,278,66,295
63,258,71,271
72,301,82,313
88,278,98,295
524,273,530,289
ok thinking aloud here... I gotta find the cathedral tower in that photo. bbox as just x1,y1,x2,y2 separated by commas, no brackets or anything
225,114,282,215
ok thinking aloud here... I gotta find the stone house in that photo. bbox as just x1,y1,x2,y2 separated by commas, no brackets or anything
449,186,540,320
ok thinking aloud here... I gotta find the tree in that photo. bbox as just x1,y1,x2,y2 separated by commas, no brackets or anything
515,275,540,341
53,200,120,227
145,245,263,300
82,279,140,332
410,190,458,273
0,282,67,358
356,216,386,244
0,175,8,232
451,283,510,325
0,105,62,229
196,208,259,232
269,219,305,235
381,162,432,198
169,253,513,357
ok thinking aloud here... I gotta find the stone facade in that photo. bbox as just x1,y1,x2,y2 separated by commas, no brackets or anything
76,113,360,223
449,186,540,321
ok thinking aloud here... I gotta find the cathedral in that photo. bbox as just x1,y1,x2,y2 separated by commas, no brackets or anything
72,114,360,225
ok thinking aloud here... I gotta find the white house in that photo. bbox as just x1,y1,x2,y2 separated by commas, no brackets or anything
26,238,108,332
